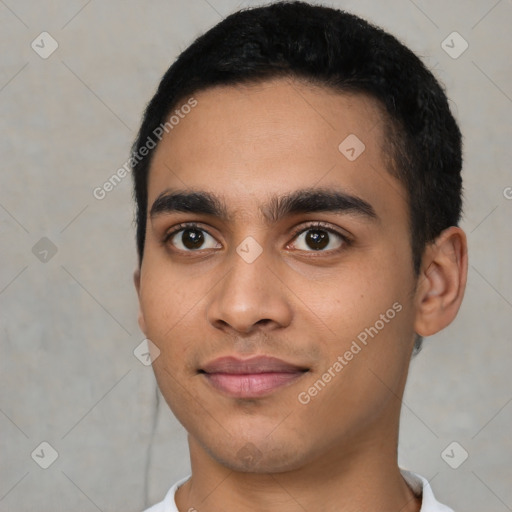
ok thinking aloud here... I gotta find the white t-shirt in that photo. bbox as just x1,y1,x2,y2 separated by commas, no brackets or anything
143,469,455,512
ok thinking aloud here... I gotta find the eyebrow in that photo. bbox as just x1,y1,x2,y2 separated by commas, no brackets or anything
149,187,378,224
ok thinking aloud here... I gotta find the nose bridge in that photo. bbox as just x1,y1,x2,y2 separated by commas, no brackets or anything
206,236,292,332
232,235,270,290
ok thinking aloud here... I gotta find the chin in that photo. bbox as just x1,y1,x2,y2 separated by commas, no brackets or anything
201,434,311,474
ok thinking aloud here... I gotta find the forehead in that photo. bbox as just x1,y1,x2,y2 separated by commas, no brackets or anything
147,78,406,223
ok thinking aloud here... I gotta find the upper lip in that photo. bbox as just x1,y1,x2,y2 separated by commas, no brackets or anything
200,356,309,375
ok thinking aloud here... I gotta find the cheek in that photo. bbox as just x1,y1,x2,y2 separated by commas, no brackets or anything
141,274,201,415
299,260,398,331
303,249,415,375
140,257,199,335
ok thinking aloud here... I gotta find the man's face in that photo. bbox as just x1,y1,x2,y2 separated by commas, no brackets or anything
135,78,419,472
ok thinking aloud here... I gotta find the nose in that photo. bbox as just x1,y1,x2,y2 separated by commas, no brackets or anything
206,244,293,335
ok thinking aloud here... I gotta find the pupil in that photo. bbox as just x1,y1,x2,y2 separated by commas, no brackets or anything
183,229,204,249
307,229,328,250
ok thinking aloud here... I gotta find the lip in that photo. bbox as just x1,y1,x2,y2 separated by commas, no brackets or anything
200,356,309,398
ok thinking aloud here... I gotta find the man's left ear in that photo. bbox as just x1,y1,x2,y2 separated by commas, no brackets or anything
414,226,468,337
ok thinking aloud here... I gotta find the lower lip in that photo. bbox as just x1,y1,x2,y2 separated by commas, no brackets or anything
203,372,305,398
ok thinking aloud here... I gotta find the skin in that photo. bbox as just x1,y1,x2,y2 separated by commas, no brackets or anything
134,77,468,512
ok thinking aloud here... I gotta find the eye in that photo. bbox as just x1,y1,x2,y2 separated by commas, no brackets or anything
163,223,221,252
163,221,350,254
288,222,350,252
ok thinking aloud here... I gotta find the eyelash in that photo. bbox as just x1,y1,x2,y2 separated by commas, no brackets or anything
162,221,352,254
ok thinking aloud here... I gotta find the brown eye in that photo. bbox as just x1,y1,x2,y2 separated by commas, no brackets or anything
179,228,205,250
166,225,221,252
304,229,330,250
290,225,347,252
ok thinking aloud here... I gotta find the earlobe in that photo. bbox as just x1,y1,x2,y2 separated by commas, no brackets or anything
414,227,468,337
133,267,147,335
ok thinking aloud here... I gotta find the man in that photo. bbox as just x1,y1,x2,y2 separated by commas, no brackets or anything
131,2,468,511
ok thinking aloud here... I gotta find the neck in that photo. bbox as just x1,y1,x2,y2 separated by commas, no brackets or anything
175,428,421,512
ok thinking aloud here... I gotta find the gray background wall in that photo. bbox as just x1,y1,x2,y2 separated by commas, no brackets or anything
1,0,511,510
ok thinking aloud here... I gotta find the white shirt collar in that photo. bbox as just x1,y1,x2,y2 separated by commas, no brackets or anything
144,469,455,512
400,469,455,511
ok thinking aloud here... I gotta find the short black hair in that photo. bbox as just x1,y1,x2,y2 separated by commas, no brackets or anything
131,0,464,355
